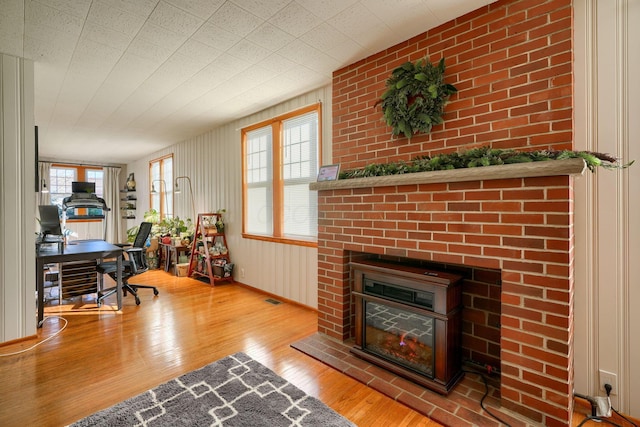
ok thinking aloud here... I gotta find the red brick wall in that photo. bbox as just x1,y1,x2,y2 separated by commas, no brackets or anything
320,0,575,424
332,0,573,172
317,177,575,425
460,267,503,370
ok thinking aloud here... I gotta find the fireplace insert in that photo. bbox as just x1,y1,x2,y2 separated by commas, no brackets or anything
351,260,463,394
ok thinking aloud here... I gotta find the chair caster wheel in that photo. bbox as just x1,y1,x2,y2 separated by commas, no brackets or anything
153,289,159,296
135,297,141,305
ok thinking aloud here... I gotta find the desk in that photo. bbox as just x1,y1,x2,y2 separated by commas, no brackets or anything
159,242,190,274
36,240,123,327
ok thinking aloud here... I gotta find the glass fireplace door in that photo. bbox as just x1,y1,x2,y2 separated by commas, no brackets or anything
363,299,434,378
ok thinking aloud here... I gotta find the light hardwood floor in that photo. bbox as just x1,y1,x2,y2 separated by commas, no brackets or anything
0,270,635,427
0,271,439,427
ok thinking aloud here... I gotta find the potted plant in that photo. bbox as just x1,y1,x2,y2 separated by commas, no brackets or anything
126,209,161,243
215,209,226,233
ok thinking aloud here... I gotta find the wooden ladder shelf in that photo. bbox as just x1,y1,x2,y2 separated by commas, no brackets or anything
187,213,233,285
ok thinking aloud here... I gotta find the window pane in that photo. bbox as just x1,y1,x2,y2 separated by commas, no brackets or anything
50,167,75,198
282,111,318,238
246,127,272,184
284,183,317,237
283,112,317,180
163,157,173,218
149,157,173,219
50,167,76,216
246,186,272,235
85,169,103,197
245,126,273,234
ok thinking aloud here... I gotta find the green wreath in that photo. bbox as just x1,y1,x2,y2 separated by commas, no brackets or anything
377,57,457,139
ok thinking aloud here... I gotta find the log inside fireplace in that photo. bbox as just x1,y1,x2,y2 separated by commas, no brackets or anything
351,259,464,394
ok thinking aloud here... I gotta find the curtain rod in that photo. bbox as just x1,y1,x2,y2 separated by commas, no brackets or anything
41,159,122,168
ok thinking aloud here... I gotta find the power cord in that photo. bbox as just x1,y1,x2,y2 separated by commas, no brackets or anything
604,384,638,427
575,385,637,427
462,367,512,427
0,316,68,357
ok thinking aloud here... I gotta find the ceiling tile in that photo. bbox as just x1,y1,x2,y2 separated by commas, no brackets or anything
214,52,252,73
207,2,263,38
86,1,148,37
148,1,204,37
81,22,133,51
127,37,174,63
164,0,225,19
277,39,339,75
23,32,76,64
186,62,238,90
26,0,85,36
228,39,272,64
106,52,162,87
363,0,441,45
137,21,189,51
192,21,241,51
425,0,492,22
0,0,25,57
33,62,67,103
229,0,292,20
229,65,278,88
246,22,294,51
34,0,92,18
268,2,322,37
67,37,122,77
280,64,326,86
257,53,296,74
95,0,158,18
300,22,350,54
174,38,223,66
323,37,363,63
295,0,358,20
327,2,391,47
143,53,204,91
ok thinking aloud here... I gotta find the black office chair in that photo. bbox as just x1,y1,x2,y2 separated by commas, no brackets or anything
97,222,159,306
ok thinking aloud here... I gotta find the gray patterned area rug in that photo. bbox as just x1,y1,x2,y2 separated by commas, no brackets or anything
70,352,355,426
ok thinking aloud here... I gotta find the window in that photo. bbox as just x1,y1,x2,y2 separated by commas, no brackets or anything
242,104,320,245
49,165,104,219
149,155,173,219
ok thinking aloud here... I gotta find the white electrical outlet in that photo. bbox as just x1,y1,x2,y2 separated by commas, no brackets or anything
599,369,618,395
240,268,245,278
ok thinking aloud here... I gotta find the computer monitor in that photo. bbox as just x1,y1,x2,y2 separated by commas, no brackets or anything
71,181,95,194
39,205,63,237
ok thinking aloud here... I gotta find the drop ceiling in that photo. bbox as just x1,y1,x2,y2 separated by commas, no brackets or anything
0,0,494,164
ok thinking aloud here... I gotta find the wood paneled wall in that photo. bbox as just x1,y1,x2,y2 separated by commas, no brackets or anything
0,54,36,342
573,0,640,416
126,87,331,309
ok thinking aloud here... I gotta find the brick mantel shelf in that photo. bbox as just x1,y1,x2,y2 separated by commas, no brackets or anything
311,158,586,191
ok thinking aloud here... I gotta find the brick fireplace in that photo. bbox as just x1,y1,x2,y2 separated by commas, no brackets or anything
313,162,582,425
312,0,577,424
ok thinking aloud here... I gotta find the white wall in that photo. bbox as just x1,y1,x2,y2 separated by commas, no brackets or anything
0,53,36,342
127,87,331,308
574,0,639,415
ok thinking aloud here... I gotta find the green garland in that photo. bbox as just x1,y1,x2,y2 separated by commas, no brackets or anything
377,57,457,139
339,147,634,179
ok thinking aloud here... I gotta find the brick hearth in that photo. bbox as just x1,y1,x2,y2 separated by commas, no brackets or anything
292,332,532,427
